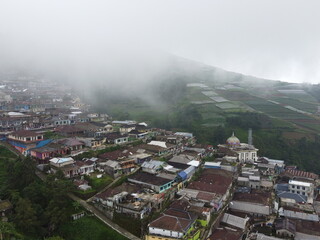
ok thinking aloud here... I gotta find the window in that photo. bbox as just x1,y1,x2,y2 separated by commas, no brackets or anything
302,187,305,190
297,186,300,189
297,191,300,194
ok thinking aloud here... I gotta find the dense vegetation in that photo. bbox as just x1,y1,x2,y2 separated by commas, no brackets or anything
0,156,73,239
0,155,127,239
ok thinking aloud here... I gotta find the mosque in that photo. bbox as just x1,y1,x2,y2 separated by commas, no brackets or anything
217,130,258,164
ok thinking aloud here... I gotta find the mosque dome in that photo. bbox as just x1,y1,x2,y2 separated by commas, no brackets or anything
226,132,240,147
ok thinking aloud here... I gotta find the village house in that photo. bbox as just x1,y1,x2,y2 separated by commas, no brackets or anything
275,218,320,239
8,129,44,143
94,183,163,219
49,157,79,178
275,183,308,204
177,169,233,211
119,124,136,134
53,118,74,126
168,154,199,166
128,172,175,193
100,157,136,178
146,208,199,240
128,130,149,140
288,180,314,204
208,227,243,240
275,218,296,238
128,152,152,164
105,132,129,145
99,149,130,161
30,143,69,163
77,137,105,149
55,125,84,137
221,212,250,230
141,160,165,174
279,205,319,222
229,190,272,217
102,160,122,178
58,138,85,152
7,130,46,154
75,159,95,175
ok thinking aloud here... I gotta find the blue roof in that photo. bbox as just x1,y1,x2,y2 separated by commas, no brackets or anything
276,183,289,192
36,139,53,148
235,187,251,193
8,140,26,149
277,191,307,203
184,166,196,174
178,171,187,180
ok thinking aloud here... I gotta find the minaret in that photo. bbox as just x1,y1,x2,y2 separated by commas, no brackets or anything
248,128,253,145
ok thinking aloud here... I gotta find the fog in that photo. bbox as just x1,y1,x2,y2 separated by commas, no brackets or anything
1,0,320,84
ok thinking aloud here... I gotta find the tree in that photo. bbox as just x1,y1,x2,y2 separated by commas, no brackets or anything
72,201,81,211
45,237,65,240
14,198,39,235
0,221,23,240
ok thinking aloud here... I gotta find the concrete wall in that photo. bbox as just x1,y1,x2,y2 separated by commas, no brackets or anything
148,227,183,238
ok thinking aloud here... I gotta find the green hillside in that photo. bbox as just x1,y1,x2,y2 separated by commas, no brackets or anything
86,60,320,173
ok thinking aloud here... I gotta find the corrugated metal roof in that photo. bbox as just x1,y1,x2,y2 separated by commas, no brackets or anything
222,213,249,230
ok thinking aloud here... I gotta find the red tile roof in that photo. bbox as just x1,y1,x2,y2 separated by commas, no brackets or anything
11,130,41,137
99,150,130,160
149,215,192,232
283,169,318,180
58,138,84,147
233,190,271,205
149,208,196,233
187,169,233,195
208,227,242,240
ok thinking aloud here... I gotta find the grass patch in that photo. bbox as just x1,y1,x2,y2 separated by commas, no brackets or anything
73,188,97,200
0,146,17,159
113,212,142,237
58,216,129,240
86,173,113,191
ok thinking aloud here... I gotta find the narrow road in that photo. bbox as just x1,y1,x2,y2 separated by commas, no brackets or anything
68,193,141,240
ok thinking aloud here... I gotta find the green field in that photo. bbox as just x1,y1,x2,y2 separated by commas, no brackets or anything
87,172,113,191
270,97,318,113
58,216,129,240
216,90,320,132
0,145,17,159
0,146,17,187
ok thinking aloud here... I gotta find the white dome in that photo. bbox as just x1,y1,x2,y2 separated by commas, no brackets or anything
226,132,240,147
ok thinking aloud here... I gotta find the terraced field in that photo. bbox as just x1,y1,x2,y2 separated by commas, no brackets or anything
216,90,320,132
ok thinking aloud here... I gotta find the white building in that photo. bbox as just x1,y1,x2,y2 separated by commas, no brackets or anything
289,180,314,204
49,157,75,168
218,132,258,163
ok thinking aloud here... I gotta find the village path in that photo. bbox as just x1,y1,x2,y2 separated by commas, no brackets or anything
68,193,141,240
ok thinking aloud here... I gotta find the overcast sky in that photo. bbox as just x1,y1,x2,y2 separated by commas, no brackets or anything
1,0,320,83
